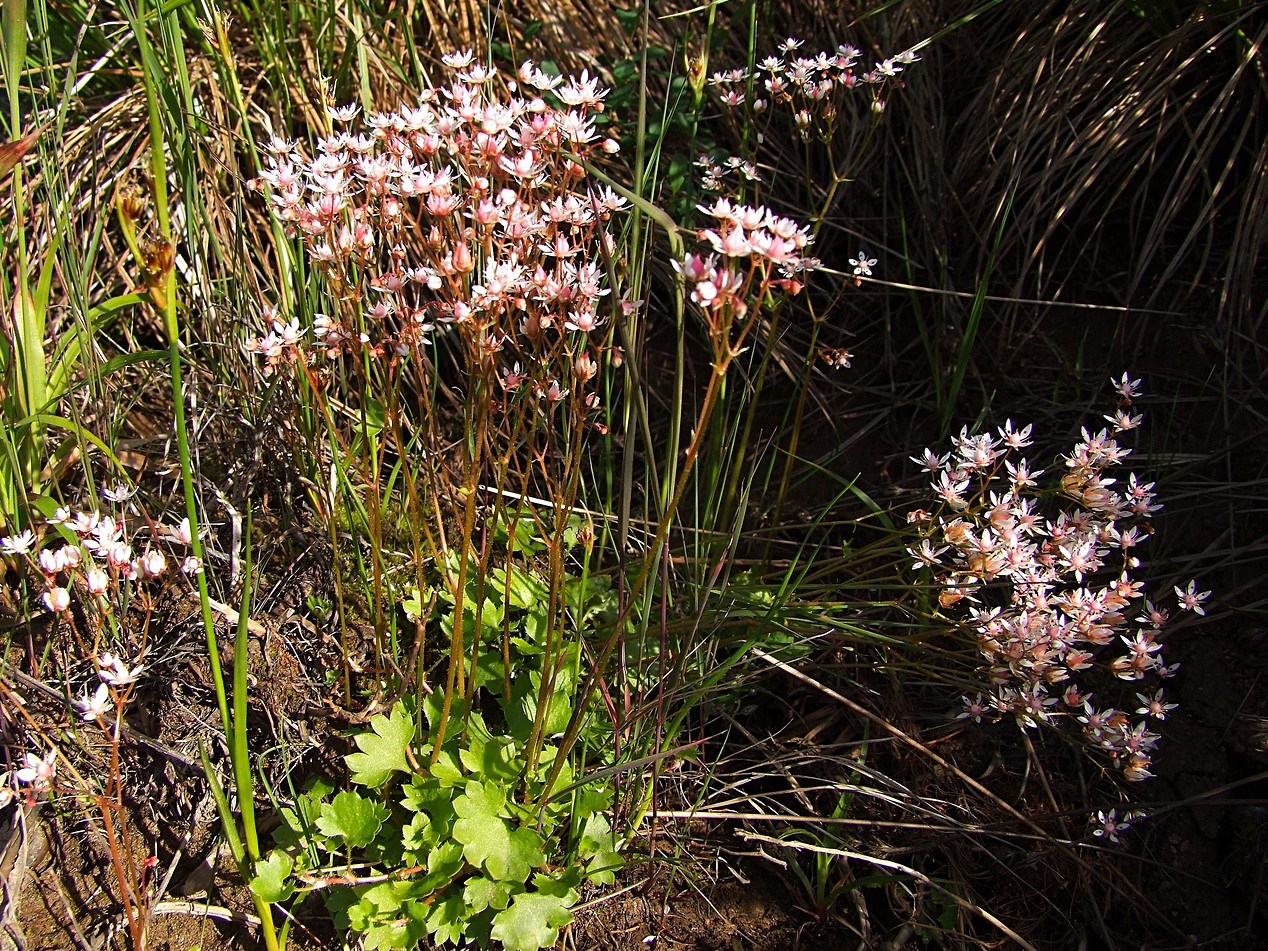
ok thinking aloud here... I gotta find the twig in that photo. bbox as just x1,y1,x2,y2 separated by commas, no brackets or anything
150,900,261,926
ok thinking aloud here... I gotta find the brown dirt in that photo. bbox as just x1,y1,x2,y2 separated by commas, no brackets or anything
572,872,853,951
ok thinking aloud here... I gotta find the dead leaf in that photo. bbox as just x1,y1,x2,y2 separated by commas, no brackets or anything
0,127,41,180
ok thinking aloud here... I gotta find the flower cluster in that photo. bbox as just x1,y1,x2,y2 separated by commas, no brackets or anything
0,489,201,618
0,642,147,808
673,197,816,349
909,376,1208,781
248,52,635,423
72,649,145,720
707,38,920,141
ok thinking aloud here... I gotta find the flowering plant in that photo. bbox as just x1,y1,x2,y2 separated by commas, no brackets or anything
0,484,198,948
243,48,819,948
909,377,1208,781
247,52,644,762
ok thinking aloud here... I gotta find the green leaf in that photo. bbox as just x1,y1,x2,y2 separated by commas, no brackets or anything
459,732,520,783
425,892,468,946
401,777,457,831
364,396,387,435
464,875,513,913
471,648,508,694
417,841,465,895
316,791,389,849
453,780,545,883
490,889,575,951
354,890,429,951
248,850,295,904
564,572,613,619
401,812,431,856
614,7,640,32
275,777,335,850
578,814,624,885
495,564,547,609
361,917,426,951
508,518,548,555
535,746,575,802
422,690,447,732
431,747,466,787
441,598,503,640
401,586,425,622
583,852,623,892
348,881,429,949
509,666,574,741
533,868,581,900
346,703,415,788
573,783,613,820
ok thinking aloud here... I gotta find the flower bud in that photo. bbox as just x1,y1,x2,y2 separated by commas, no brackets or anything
42,587,70,613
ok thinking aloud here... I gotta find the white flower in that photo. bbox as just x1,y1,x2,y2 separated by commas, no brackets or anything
98,652,144,687
907,539,947,570
15,749,56,788
1,530,36,556
441,49,475,69
103,483,136,503
1174,580,1211,615
75,683,112,722
327,103,360,122
849,251,877,277
138,549,166,579
69,510,100,535
38,547,67,575
86,568,110,596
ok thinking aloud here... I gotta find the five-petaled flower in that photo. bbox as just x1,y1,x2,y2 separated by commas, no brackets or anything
1091,808,1139,844
1174,580,1211,615
849,252,876,277
15,749,56,789
75,683,113,722
98,652,145,687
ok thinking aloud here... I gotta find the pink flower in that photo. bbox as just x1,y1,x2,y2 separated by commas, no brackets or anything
564,309,601,333
573,352,598,382
1091,808,1132,843
1174,580,1210,615
1112,374,1143,399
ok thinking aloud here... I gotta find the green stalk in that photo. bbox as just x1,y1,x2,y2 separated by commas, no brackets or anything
232,507,261,860
128,0,229,734
129,5,281,948
3,0,46,523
